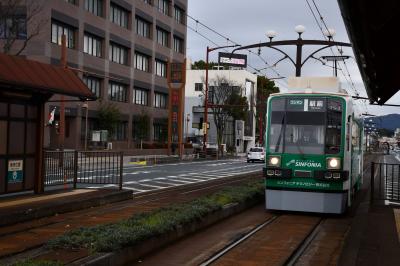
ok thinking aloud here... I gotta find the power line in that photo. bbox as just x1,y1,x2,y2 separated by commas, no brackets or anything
304,0,367,113
186,14,287,85
310,0,368,114
309,0,360,95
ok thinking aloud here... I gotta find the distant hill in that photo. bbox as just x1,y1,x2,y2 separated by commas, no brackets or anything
366,114,400,131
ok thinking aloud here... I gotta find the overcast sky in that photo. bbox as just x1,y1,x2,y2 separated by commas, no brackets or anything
186,0,400,116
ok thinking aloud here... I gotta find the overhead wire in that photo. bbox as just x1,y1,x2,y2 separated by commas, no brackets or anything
186,14,288,87
305,0,368,113
310,0,368,114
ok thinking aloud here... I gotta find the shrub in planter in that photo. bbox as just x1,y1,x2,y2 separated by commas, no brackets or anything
47,181,264,253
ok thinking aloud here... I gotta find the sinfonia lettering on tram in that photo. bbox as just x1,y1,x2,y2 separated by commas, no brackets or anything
295,161,322,168
286,159,322,168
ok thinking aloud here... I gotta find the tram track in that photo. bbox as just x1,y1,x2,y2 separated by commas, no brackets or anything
284,218,325,266
196,213,324,266
0,173,262,264
200,215,280,266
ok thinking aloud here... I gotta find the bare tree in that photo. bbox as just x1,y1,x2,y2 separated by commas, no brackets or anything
200,76,248,155
0,0,46,55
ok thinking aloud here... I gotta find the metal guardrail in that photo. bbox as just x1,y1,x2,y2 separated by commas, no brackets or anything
44,151,123,190
370,162,400,204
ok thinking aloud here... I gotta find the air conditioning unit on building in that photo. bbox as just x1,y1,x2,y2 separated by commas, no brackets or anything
107,142,113,150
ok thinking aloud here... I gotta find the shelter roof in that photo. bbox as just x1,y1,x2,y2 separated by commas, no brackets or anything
0,53,95,100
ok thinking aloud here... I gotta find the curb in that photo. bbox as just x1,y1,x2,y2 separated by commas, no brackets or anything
70,195,263,265
0,190,133,227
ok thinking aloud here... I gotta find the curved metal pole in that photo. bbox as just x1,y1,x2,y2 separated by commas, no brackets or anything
231,39,351,76
301,44,348,67
267,46,296,66
257,55,289,71
232,39,351,52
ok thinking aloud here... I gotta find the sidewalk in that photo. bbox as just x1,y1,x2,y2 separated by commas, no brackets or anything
0,189,132,227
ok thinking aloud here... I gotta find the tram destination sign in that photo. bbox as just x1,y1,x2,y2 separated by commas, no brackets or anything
218,52,247,68
288,98,325,112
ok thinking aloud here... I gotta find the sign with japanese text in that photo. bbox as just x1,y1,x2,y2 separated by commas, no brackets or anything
171,89,179,142
7,160,23,183
218,52,247,67
170,63,184,83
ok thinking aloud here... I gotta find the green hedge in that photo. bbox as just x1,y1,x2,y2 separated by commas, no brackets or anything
47,181,264,253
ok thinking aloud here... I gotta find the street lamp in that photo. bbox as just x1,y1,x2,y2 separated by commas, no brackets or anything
294,25,306,37
203,44,239,151
231,26,351,77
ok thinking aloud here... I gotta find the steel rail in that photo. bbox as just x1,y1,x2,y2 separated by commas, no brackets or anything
284,218,324,266
200,215,279,266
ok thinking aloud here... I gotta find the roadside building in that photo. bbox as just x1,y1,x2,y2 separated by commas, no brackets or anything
0,0,187,153
184,63,257,153
0,53,94,195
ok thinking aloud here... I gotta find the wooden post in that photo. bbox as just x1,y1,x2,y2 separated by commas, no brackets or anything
167,59,186,159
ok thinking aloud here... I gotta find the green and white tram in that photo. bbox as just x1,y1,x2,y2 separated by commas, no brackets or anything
264,77,363,214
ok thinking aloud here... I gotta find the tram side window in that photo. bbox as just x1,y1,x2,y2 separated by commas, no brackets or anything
325,100,342,154
268,98,285,153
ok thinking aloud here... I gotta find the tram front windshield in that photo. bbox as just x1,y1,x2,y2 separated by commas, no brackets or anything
269,97,342,155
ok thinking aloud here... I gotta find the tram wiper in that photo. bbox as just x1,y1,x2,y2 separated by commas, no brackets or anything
295,138,306,160
274,116,285,153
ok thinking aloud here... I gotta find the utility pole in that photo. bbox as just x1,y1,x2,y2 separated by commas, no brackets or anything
203,44,240,152
59,35,67,151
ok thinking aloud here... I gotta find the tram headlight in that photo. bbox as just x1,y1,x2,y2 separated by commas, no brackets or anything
268,156,281,167
327,157,341,170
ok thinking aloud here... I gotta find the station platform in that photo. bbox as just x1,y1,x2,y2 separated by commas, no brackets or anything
339,153,400,265
0,188,132,227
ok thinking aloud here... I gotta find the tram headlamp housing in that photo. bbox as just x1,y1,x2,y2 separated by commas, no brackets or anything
327,157,341,170
268,156,281,167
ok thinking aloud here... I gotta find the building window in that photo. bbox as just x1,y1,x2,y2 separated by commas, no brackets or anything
85,0,103,17
157,0,169,15
154,92,167,108
174,5,184,24
156,27,169,47
133,88,148,106
134,52,150,72
153,123,167,142
195,83,203,92
110,4,129,28
51,20,75,48
0,15,27,39
143,0,152,5
155,60,166,77
135,16,151,38
108,81,127,102
112,122,127,141
83,76,101,98
109,42,129,65
84,33,102,57
173,36,184,53
64,0,76,4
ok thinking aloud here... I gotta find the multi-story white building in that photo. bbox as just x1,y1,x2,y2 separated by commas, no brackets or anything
184,63,257,153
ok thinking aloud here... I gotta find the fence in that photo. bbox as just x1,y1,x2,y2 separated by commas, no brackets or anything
370,162,400,204
44,150,123,190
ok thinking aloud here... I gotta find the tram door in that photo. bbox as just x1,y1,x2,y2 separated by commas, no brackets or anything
0,101,38,194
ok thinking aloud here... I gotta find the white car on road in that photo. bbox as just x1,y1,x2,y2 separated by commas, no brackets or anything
247,147,265,163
